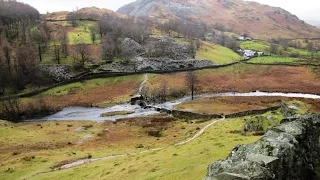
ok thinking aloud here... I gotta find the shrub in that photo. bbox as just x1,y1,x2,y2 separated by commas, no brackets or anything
135,144,144,148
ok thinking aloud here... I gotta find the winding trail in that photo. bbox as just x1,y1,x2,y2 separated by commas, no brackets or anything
28,118,222,179
137,74,148,95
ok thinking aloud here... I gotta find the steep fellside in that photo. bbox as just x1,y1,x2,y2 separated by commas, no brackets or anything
43,7,125,21
117,0,320,39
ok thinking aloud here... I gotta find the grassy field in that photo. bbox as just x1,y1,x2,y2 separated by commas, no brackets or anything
68,21,101,45
240,40,316,57
249,56,299,64
38,75,143,109
0,115,212,180
174,97,312,119
174,96,287,114
10,117,260,180
145,64,320,95
240,40,270,52
196,41,242,64
152,28,241,64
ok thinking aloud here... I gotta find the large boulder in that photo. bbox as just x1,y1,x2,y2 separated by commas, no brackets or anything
205,114,320,180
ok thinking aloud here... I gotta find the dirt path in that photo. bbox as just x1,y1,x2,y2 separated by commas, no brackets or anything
55,119,222,170
137,74,148,95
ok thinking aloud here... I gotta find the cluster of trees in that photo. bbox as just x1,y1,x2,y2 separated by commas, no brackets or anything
98,15,149,62
211,32,239,51
156,19,239,52
157,19,207,40
269,38,320,57
0,0,39,41
0,97,53,122
0,1,56,94
0,36,38,94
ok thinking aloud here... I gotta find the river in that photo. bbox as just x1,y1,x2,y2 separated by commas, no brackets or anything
36,91,320,122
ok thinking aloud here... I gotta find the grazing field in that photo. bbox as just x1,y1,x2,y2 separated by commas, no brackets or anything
19,118,260,180
0,115,207,180
239,40,316,57
196,41,242,64
174,96,300,114
240,40,270,52
38,75,143,109
249,56,299,64
146,64,320,95
68,21,101,45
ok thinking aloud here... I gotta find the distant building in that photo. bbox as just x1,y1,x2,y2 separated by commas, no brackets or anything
243,50,256,57
238,36,252,41
257,52,264,57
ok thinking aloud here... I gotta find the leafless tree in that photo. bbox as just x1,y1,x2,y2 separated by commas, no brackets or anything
307,42,314,52
159,80,168,102
72,44,91,67
101,34,116,62
185,71,197,100
53,41,61,64
189,40,197,59
67,11,80,27
269,43,279,54
31,26,49,62
89,26,97,43
59,28,69,57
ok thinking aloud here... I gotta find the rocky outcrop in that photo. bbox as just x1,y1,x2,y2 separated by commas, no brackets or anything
143,36,194,60
117,0,196,17
204,114,320,180
39,65,74,82
121,38,144,55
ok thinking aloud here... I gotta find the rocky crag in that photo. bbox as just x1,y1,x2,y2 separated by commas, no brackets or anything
204,114,320,180
99,36,216,72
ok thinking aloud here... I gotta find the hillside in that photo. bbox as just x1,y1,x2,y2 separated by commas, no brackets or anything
43,7,124,21
117,0,320,39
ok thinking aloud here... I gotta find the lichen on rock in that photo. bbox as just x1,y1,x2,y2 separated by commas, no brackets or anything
204,114,320,180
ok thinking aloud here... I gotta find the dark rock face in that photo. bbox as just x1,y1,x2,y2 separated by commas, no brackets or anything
205,114,320,180
117,0,197,17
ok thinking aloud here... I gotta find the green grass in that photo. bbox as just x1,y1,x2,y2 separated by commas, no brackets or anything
42,75,142,96
240,40,270,52
69,21,101,45
240,40,318,57
28,118,261,180
196,42,242,64
249,56,299,64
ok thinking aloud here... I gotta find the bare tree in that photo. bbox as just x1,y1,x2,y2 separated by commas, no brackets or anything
185,71,197,100
72,44,91,67
307,42,314,52
101,34,116,62
59,28,69,57
159,80,168,102
53,41,62,64
67,11,79,27
269,43,279,54
189,40,197,59
0,98,21,122
89,26,97,43
31,26,49,62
